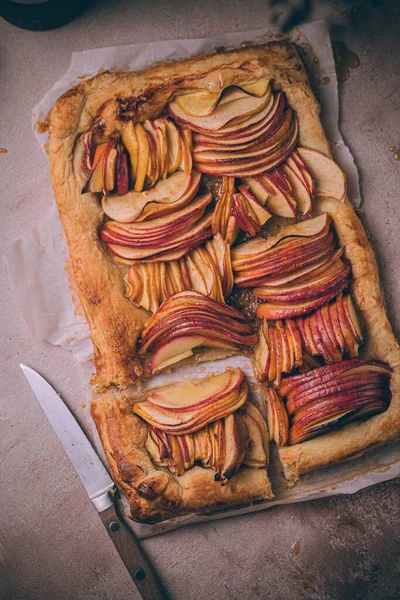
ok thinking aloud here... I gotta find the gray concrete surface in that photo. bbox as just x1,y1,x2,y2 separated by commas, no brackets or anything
1,1,400,599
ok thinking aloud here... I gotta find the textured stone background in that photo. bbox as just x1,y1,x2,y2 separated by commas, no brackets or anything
1,1,400,599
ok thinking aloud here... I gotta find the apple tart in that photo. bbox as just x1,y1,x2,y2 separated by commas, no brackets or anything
48,41,400,515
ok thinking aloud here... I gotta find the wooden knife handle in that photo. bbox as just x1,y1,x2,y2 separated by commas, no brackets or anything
100,501,168,600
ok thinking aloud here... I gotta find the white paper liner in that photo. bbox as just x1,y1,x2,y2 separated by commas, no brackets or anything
6,20,399,539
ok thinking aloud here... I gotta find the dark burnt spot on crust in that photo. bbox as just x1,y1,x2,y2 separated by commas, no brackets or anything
137,482,159,500
117,88,159,121
88,293,102,305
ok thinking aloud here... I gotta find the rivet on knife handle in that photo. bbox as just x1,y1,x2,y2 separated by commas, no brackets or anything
99,490,169,600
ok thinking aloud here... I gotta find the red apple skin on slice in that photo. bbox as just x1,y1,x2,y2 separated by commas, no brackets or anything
286,375,388,417
255,283,348,320
336,294,359,357
276,320,290,375
342,294,363,345
285,319,303,367
267,325,277,384
329,298,345,353
252,260,350,303
265,387,289,446
308,310,332,364
253,320,270,383
274,323,284,386
116,145,129,196
81,142,108,194
279,358,365,397
315,307,342,362
290,388,390,431
319,302,343,360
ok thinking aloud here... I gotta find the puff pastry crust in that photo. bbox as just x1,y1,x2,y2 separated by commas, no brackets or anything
48,40,400,504
91,395,273,523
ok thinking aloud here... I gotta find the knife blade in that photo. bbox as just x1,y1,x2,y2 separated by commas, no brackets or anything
20,364,168,600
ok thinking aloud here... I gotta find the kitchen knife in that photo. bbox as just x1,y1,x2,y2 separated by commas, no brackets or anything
20,364,168,600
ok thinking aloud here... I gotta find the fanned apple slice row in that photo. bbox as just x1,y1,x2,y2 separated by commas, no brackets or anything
227,230,335,282
102,170,200,223
296,147,347,202
292,294,363,363
286,373,389,417
232,214,330,265
174,79,271,117
265,387,289,446
253,258,350,302
143,290,247,324
125,238,232,313
194,115,298,177
289,401,389,445
279,358,365,397
139,291,255,372
134,378,249,435
256,287,347,320
231,215,351,320
105,210,213,263
278,359,391,445
103,191,212,246
146,404,261,482
193,108,292,162
195,90,277,139
250,248,338,288
147,368,243,410
168,88,272,132
194,95,283,150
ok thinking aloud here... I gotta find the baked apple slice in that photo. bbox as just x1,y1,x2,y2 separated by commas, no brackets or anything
134,123,150,192
296,147,346,202
253,320,270,383
81,141,108,193
265,387,289,446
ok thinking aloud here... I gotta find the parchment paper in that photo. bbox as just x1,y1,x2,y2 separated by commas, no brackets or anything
6,20,399,539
